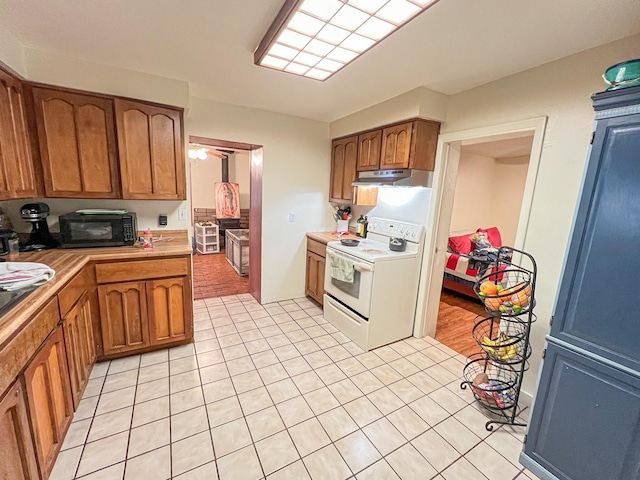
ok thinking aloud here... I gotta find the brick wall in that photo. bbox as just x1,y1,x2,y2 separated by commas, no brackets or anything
193,208,250,229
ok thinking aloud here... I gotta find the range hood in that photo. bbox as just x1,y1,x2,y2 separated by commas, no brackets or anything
352,169,429,187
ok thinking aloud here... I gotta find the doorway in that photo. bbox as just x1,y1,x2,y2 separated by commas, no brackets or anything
414,118,547,352
435,136,534,356
188,136,263,303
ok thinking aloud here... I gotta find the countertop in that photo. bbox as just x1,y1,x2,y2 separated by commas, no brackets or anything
0,231,192,349
306,231,361,245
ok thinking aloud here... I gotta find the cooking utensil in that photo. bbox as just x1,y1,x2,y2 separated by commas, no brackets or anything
340,239,360,247
389,237,407,252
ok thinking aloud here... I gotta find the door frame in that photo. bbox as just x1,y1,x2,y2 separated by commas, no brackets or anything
414,117,547,338
188,136,264,303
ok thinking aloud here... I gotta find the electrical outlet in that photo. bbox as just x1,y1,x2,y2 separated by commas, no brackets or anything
289,213,296,223
178,208,187,221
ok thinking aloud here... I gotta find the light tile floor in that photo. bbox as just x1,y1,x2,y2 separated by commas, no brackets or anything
51,294,541,480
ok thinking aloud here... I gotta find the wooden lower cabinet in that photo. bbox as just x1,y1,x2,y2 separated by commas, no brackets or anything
0,380,40,480
147,276,192,345
98,281,149,355
24,326,73,479
305,251,326,306
63,293,97,409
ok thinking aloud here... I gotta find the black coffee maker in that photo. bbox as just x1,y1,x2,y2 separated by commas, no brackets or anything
20,203,58,251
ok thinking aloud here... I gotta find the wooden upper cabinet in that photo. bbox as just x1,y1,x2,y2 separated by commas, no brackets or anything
32,87,120,198
147,277,192,346
356,130,382,171
0,381,40,480
380,122,413,169
115,99,186,200
0,70,37,200
24,326,73,479
63,293,96,410
98,281,149,355
380,119,440,171
330,136,357,203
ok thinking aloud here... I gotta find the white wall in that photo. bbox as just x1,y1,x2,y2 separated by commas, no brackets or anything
449,152,529,245
443,33,640,396
190,152,251,210
23,48,190,108
330,87,448,138
449,153,495,233
0,22,25,76
186,97,334,304
491,156,529,246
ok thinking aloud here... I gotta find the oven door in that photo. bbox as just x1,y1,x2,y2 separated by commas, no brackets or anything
60,217,125,247
324,247,374,318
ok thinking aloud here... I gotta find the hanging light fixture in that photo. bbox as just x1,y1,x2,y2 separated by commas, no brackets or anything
188,148,208,160
255,0,439,81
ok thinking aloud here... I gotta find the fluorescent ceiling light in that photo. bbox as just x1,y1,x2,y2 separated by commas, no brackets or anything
377,0,420,24
304,39,335,56
326,47,359,63
348,0,390,14
340,33,375,52
316,24,351,44
285,62,310,74
288,12,325,36
255,0,439,81
300,0,343,21
357,17,395,40
268,43,299,60
330,5,370,30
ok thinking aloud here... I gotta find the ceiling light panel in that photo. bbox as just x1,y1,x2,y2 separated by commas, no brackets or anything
348,0,390,14
330,5,370,30
357,17,395,40
316,24,351,45
376,0,421,24
288,12,325,36
300,0,343,21
256,0,439,80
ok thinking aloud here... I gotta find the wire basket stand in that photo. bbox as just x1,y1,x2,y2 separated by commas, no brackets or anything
460,246,537,431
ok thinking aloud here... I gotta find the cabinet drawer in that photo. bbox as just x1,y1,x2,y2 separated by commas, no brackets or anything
58,268,91,317
95,258,189,284
307,239,327,258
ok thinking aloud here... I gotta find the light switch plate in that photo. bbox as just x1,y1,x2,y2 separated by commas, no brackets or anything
178,208,187,220
289,213,296,222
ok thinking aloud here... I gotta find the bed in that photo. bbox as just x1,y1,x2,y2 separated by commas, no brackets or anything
443,227,510,298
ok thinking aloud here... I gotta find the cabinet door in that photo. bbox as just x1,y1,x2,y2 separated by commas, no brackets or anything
380,122,413,170
551,113,640,372
32,87,120,198
63,294,97,410
24,326,73,479
523,342,640,480
146,276,192,346
357,130,382,171
329,136,357,203
98,281,149,355
305,251,325,306
115,99,185,200
0,70,37,200
0,381,40,480
408,119,439,171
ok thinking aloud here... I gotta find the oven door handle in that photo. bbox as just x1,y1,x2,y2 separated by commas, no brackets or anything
327,250,374,272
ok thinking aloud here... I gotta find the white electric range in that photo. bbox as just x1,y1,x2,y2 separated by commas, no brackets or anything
323,217,425,351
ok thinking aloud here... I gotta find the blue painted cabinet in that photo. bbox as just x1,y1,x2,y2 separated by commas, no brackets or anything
522,85,640,480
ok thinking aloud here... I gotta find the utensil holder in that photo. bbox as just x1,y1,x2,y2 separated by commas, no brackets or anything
337,219,349,232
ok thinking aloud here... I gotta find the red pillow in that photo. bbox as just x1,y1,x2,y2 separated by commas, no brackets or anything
477,227,502,247
448,233,474,254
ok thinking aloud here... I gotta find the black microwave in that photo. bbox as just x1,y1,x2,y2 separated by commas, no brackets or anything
59,212,137,248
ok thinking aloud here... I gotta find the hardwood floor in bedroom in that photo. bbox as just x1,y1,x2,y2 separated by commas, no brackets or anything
436,289,488,358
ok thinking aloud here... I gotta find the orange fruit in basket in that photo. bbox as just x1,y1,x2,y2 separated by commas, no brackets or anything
480,281,498,296
511,291,530,307
484,297,503,311
497,286,513,298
